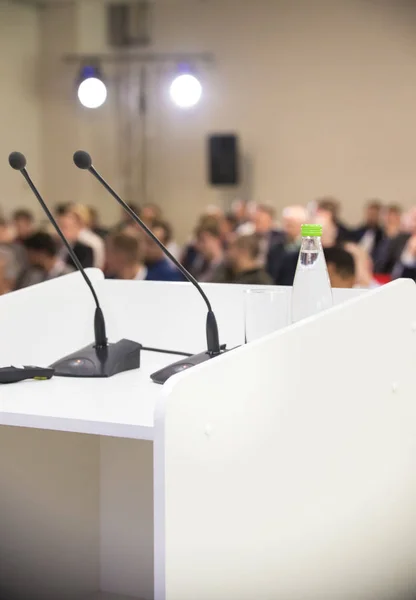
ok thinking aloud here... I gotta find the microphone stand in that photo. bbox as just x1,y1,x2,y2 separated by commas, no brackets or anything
8,151,142,378
73,150,227,384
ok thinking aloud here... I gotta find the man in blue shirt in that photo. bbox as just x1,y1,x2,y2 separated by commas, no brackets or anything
145,220,184,282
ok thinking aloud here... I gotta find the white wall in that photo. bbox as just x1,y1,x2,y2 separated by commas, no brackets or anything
12,0,416,239
0,1,42,218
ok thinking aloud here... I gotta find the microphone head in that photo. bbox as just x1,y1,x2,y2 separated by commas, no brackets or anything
73,150,92,170
9,151,27,171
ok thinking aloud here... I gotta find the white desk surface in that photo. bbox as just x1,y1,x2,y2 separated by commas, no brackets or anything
0,353,170,440
0,275,365,442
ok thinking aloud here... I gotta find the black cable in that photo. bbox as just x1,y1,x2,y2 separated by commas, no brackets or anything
142,346,193,358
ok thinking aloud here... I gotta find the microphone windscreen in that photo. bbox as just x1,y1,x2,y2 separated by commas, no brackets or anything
9,152,27,171
73,150,92,170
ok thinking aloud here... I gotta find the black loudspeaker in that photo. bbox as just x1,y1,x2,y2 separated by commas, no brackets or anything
208,134,239,186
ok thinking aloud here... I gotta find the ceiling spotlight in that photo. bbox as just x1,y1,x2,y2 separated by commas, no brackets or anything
77,65,107,109
169,73,202,109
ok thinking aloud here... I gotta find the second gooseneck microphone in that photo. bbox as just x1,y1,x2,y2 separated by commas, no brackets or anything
73,150,226,384
8,151,142,378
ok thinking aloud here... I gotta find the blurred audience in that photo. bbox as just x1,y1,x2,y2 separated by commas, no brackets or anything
266,205,306,284
344,242,379,289
374,204,408,274
145,220,184,281
0,256,10,295
231,199,250,227
88,206,108,239
16,232,74,289
72,204,105,270
0,218,14,243
316,197,351,244
252,204,283,263
193,220,224,282
354,199,384,258
213,234,273,285
0,247,19,293
220,213,239,245
390,207,416,281
324,247,356,289
1,193,416,298
56,204,94,269
141,203,162,227
115,203,142,235
107,233,147,280
12,209,35,243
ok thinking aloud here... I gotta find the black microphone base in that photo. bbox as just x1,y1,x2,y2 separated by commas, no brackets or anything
150,349,225,385
50,339,142,378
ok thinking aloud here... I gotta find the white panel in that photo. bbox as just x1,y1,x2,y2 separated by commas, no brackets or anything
0,269,104,366
157,280,416,600
95,279,365,353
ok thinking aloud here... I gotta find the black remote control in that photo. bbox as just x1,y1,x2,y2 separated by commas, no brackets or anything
0,366,55,384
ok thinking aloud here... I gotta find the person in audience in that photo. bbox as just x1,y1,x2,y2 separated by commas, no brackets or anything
88,206,108,239
163,220,181,260
114,203,142,234
181,215,216,274
314,208,339,248
354,199,384,258
0,247,19,293
252,204,284,263
0,218,14,243
12,209,35,243
344,242,379,288
202,204,224,220
219,212,239,246
141,203,163,227
72,204,105,270
193,220,224,282
324,246,356,289
16,232,74,289
316,197,352,243
231,199,249,226
106,233,147,280
213,234,273,285
0,217,28,281
384,204,403,239
0,256,11,295
265,205,306,285
56,205,94,269
373,204,408,274
389,207,416,281
121,221,144,239
145,220,184,281
280,206,306,247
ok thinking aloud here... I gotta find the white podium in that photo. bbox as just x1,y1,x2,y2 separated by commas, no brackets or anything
0,271,415,600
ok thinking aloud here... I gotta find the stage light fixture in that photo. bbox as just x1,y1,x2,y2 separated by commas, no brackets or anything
77,65,107,109
169,72,202,109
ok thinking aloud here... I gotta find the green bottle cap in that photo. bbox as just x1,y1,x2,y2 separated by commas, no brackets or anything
301,224,322,237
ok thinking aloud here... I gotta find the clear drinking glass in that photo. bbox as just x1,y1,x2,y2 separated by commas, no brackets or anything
244,288,289,343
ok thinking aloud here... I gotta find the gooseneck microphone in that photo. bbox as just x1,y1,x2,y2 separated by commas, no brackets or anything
8,151,142,378
73,150,226,384
9,152,107,347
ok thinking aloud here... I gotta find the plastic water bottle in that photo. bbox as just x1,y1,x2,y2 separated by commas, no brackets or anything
291,224,333,323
